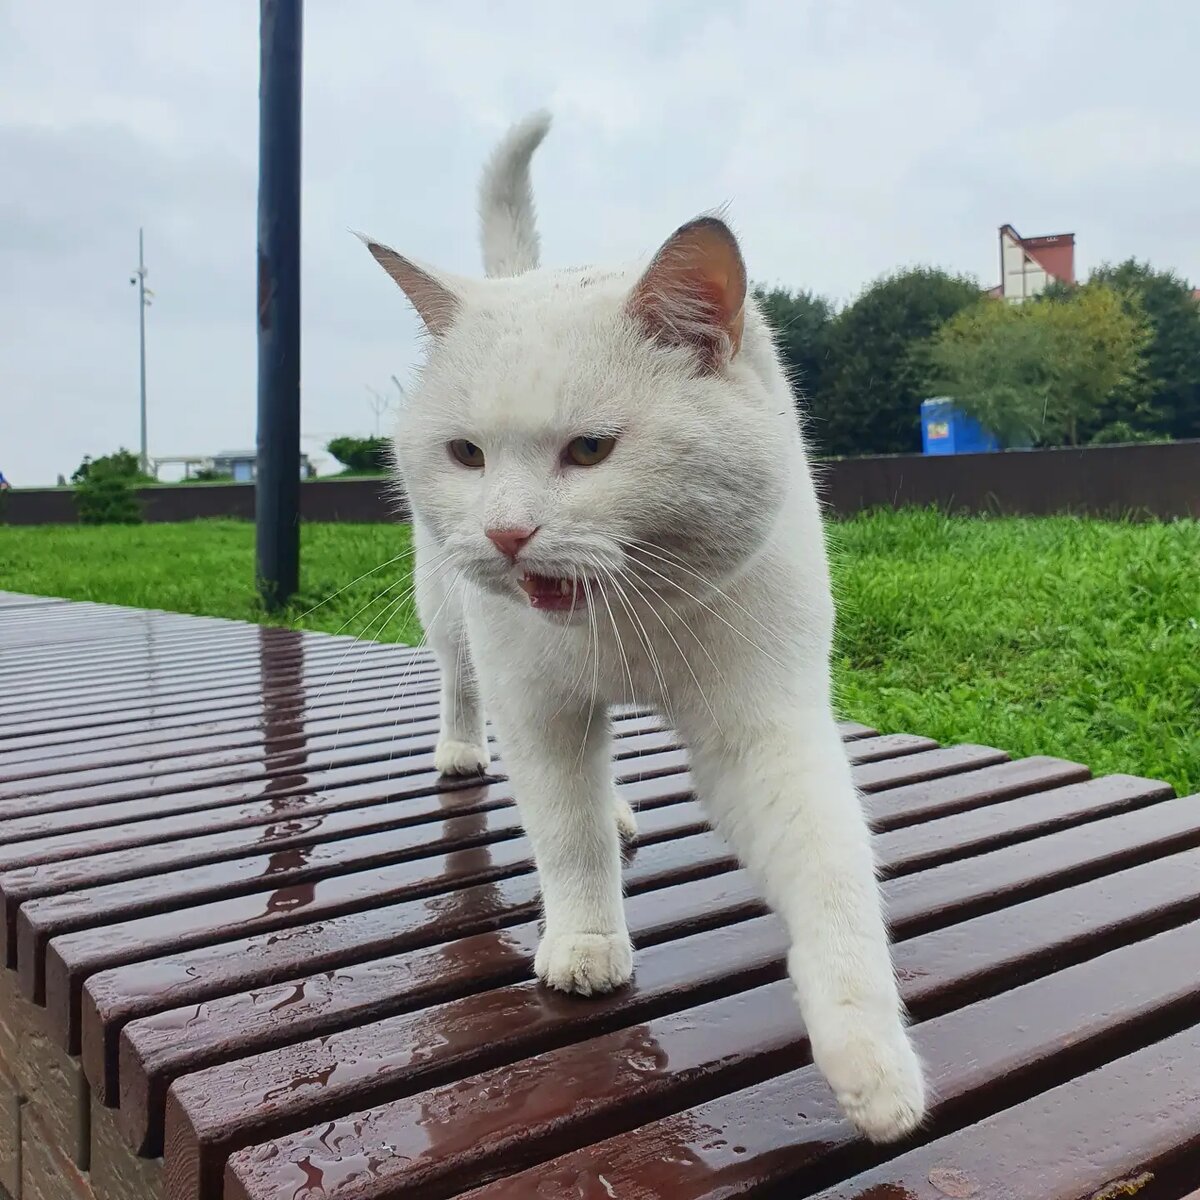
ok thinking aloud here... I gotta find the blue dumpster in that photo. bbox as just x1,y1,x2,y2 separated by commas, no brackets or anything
920,398,1001,455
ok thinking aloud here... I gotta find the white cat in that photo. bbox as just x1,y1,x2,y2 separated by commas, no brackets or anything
362,112,926,1142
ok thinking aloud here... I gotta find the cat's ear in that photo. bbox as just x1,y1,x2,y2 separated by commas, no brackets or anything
627,216,747,371
358,234,460,336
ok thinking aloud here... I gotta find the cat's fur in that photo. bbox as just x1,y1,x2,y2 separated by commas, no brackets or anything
362,111,926,1142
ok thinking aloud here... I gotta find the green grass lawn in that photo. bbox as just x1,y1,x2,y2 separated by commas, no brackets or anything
3,511,1197,793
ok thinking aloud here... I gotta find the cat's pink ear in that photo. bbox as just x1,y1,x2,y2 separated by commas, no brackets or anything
627,217,747,371
360,235,460,335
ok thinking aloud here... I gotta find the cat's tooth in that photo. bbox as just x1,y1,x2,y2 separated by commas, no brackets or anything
559,579,570,596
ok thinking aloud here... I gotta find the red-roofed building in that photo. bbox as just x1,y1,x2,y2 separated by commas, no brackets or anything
989,225,1076,302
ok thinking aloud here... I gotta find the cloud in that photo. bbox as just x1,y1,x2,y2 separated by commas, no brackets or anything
1,0,1197,485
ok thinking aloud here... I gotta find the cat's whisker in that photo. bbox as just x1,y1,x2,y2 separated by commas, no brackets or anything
311,545,452,693
616,558,728,688
308,582,410,713
576,573,601,769
624,545,788,672
587,557,636,716
375,556,462,722
332,588,414,744
614,563,721,732
625,539,794,649
290,546,418,623
383,572,465,768
545,566,595,726
324,549,457,742
589,557,667,716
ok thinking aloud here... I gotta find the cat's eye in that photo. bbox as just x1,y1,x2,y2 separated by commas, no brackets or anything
565,435,616,467
449,439,485,469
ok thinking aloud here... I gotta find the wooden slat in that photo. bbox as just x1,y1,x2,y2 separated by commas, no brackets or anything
0,634,417,710
852,744,1007,791
863,754,1090,830
13,740,940,1010
874,773,1170,876
81,867,764,1107
0,673,445,767
0,729,902,873
219,918,1200,1200
42,767,1173,1056
805,1022,1200,1200
0,709,667,788
46,825,734,1050
0,669,440,745
0,627,415,689
116,776,1178,1163
0,761,678,877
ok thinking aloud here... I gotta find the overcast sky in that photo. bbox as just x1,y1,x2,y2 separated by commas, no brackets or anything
3,0,1197,486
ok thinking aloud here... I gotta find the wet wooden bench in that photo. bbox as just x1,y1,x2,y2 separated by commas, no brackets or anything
1,588,1198,1200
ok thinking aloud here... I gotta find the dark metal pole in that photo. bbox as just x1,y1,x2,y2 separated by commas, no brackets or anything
255,0,303,611
137,228,149,473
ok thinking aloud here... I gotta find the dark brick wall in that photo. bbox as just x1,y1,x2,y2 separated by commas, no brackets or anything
3,442,1196,526
819,440,1199,520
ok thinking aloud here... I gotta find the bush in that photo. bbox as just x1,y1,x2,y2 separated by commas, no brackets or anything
326,436,392,474
72,448,147,525
1089,421,1173,445
70,449,155,484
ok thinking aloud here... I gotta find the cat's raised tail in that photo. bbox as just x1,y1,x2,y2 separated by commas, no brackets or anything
478,109,552,279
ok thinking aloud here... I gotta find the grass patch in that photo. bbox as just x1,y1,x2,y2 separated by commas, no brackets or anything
1,520,422,644
2,511,1196,792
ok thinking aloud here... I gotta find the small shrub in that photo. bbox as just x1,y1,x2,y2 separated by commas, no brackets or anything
326,436,391,473
72,447,147,525
1089,421,1173,445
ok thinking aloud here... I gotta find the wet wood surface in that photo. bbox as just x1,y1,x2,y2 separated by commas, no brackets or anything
1,591,1197,1200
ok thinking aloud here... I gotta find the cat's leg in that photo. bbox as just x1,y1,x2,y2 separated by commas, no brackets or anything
489,690,632,994
688,706,925,1143
413,524,489,775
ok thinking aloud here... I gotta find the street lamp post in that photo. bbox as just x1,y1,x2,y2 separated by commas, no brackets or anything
255,0,304,611
130,228,151,474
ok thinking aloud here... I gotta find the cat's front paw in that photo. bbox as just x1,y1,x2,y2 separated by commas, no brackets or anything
812,1016,926,1143
614,797,638,842
434,738,490,776
535,930,633,996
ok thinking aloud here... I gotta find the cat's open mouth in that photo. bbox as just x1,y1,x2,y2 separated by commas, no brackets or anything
517,571,584,612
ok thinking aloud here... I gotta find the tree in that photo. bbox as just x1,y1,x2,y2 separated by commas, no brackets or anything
1087,260,1200,440
326,436,392,474
921,299,1054,447
1040,284,1151,445
753,286,835,410
814,268,982,456
924,285,1149,446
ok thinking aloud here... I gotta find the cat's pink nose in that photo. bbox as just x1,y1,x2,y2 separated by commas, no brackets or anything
486,526,537,561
